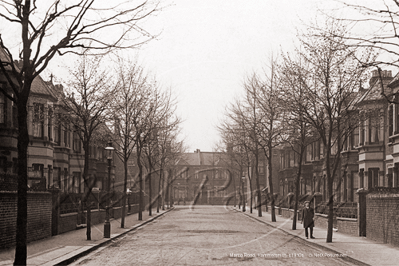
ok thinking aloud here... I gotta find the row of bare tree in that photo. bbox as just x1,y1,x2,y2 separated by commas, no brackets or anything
219,19,380,243
53,54,183,242
0,1,168,265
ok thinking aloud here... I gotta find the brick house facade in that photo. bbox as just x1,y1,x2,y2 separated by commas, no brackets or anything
0,47,117,193
276,70,399,205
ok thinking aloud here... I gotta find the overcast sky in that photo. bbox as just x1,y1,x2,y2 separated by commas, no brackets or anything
135,0,342,152
1,0,371,152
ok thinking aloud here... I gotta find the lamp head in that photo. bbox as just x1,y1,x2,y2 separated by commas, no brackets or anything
105,141,115,160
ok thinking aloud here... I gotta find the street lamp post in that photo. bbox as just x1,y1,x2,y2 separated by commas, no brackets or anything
104,141,114,238
242,176,246,212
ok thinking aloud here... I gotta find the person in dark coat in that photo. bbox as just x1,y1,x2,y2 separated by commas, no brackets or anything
301,201,315,239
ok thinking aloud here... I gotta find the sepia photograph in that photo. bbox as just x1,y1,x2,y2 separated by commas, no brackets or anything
0,0,398,265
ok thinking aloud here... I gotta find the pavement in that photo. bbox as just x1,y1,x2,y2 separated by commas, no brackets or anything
2,205,398,266
232,206,399,266
0,207,173,266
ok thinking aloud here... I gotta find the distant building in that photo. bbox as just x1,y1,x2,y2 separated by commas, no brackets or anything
172,149,232,205
172,149,269,206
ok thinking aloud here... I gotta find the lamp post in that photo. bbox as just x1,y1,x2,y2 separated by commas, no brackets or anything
104,141,114,238
242,176,246,212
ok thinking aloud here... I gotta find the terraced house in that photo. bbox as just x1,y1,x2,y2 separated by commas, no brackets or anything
0,48,145,248
276,70,399,210
0,78,115,193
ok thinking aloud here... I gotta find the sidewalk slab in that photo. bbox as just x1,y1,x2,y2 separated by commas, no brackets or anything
232,206,399,266
0,208,173,266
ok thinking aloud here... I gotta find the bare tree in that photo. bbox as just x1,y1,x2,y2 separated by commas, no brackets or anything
111,60,147,227
60,54,114,240
125,81,155,221
247,64,285,223
145,88,180,215
128,80,180,220
154,122,185,211
142,132,158,216
0,1,159,264
292,21,371,242
142,109,182,213
328,0,399,68
279,52,316,230
217,129,251,209
221,98,259,214
221,63,284,221
236,74,264,217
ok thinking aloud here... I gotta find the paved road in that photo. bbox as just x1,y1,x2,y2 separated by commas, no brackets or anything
71,206,356,266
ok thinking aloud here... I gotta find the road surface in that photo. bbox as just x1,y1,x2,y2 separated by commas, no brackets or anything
71,206,356,265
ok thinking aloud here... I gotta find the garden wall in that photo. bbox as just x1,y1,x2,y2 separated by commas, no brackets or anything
0,191,52,249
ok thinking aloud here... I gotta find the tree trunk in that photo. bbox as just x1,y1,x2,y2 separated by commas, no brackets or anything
326,158,334,242
137,148,143,220
121,154,128,228
83,140,91,240
14,6,32,264
157,167,162,213
254,153,262,217
249,168,253,213
161,169,165,210
86,203,91,239
292,158,303,230
246,166,251,213
14,94,29,266
148,171,152,216
232,168,236,207
268,147,276,222
169,169,173,208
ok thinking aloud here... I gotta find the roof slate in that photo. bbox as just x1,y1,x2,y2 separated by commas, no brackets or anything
0,46,58,100
356,77,393,104
31,75,58,99
389,71,399,87
0,46,13,71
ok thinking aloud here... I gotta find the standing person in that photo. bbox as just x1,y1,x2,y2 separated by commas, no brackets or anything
301,201,315,239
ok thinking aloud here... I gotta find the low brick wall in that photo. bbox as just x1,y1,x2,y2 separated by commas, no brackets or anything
260,206,299,220
59,209,107,235
366,189,399,246
261,206,285,216
280,208,302,220
0,191,52,249
337,217,357,236
112,206,122,219
59,212,80,235
0,192,147,249
58,204,141,234
280,208,290,219
261,205,268,213
314,213,328,229
265,205,358,237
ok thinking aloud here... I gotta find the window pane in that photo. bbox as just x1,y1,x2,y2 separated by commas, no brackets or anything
53,167,60,188
33,103,44,138
306,145,312,162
